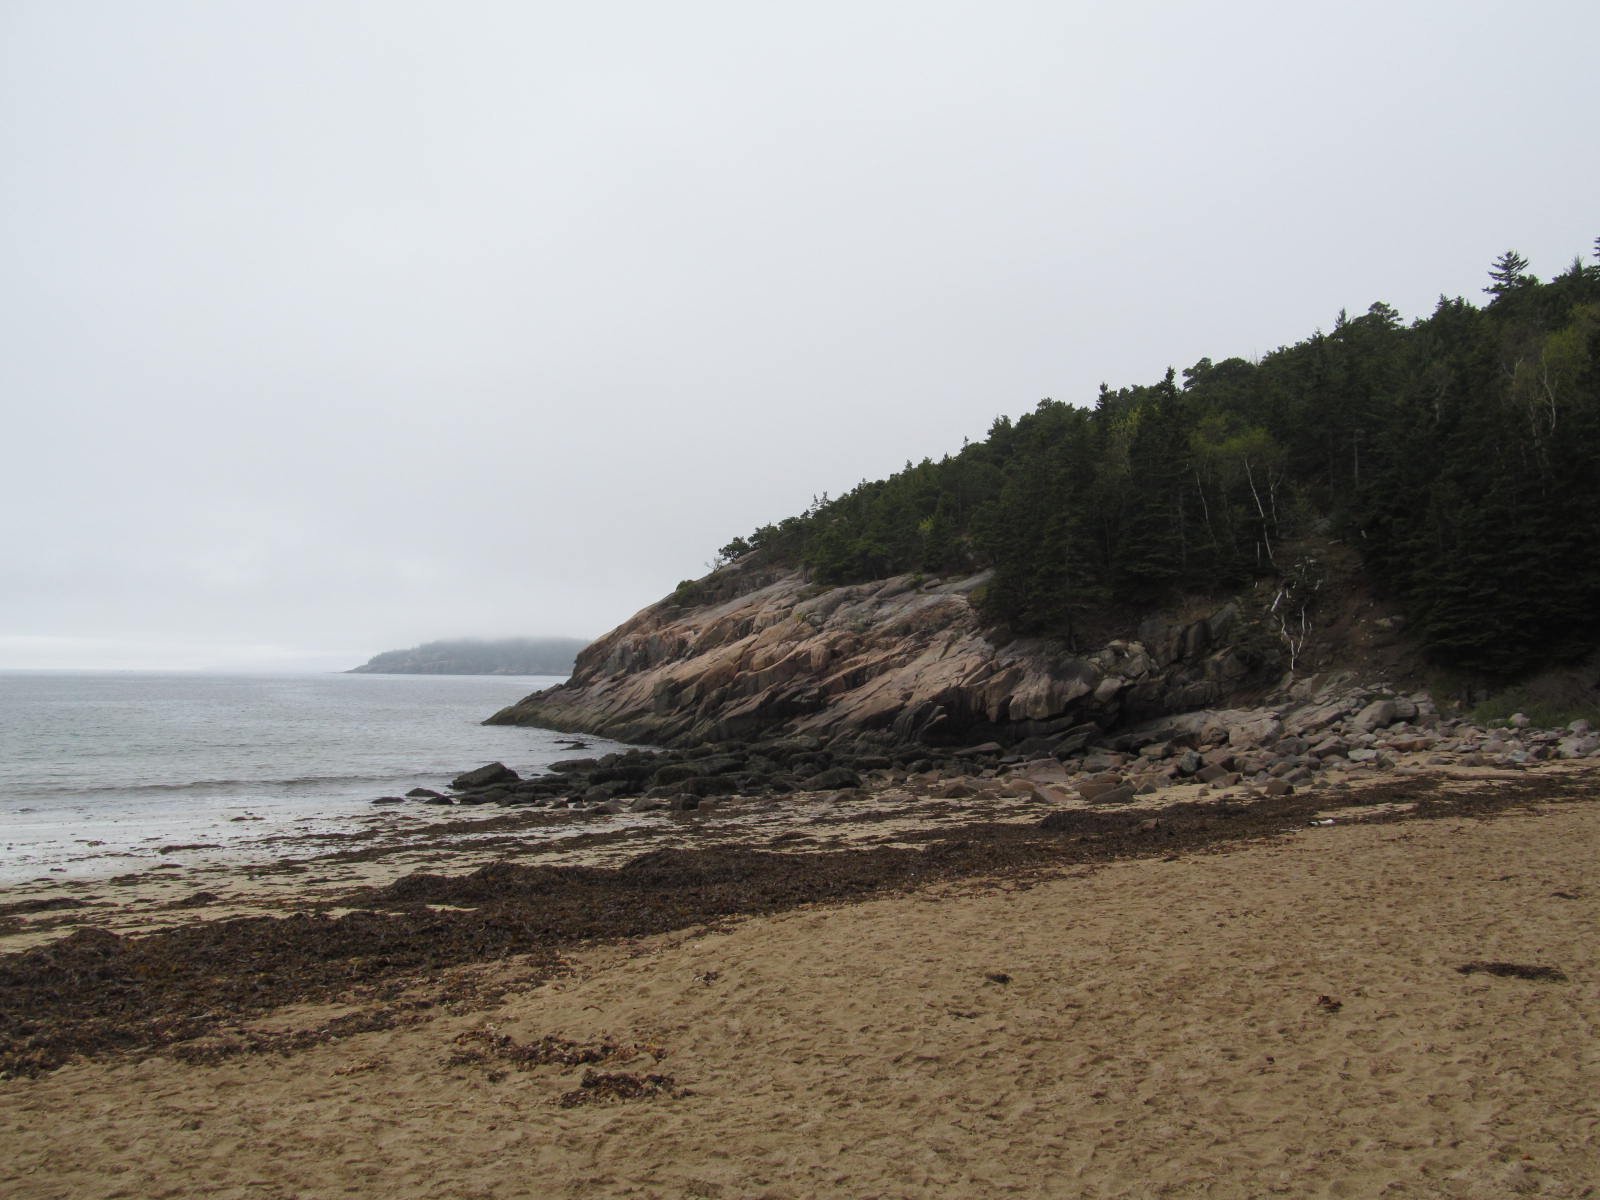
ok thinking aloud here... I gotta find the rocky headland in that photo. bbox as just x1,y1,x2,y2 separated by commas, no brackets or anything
485,561,1266,750
455,556,1600,819
350,636,589,676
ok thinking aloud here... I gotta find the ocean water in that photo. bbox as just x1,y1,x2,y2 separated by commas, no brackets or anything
0,671,633,885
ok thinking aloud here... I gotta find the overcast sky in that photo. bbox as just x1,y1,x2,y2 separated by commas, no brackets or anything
2,1,1595,671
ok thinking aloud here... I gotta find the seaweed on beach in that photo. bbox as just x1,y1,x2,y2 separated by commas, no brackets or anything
1457,961,1569,982
444,1029,659,1071
0,909,565,1077
0,769,1590,1078
0,896,89,916
558,1069,682,1107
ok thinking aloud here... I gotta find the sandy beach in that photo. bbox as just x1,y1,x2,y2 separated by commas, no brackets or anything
1,761,1596,1198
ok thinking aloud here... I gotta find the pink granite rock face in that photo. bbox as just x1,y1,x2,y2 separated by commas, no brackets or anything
486,561,1257,749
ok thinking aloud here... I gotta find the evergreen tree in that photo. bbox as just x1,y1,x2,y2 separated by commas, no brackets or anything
1486,249,1533,298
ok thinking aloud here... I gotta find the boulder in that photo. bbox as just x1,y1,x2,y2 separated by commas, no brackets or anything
452,762,520,790
1557,734,1600,758
805,766,863,791
1228,716,1283,749
1351,700,1399,734
1075,777,1127,802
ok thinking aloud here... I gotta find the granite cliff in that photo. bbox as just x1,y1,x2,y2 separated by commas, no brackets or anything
485,559,1272,752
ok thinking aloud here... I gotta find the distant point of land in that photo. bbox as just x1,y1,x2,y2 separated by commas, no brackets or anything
348,637,589,676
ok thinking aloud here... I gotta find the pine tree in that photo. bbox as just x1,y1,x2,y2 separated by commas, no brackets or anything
1486,249,1533,298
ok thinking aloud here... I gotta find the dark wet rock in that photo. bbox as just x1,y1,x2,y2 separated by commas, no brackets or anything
548,757,599,773
804,766,862,791
452,762,520,790
370,796,407,805
681,776,738,797
587,765,654,788
406,788,447,799
653,761,713,786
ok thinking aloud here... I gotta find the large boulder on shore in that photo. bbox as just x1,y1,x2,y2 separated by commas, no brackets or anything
485,561,1273,750
451,761,520,790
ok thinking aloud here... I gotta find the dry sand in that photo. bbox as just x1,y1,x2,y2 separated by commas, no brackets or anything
3,791,1597,1199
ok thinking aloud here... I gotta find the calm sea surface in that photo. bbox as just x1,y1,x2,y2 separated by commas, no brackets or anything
0,671,632,885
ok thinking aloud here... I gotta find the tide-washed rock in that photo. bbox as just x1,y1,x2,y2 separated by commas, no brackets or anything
452,762,520,790
805,766,862,791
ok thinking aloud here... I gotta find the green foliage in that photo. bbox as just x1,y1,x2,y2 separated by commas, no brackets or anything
1470,691,1600,731
714,244,1600,677
671,579,706,607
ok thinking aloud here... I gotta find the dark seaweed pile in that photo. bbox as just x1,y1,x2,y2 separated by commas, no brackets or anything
1457,961,1568,982
0,772,1584,1078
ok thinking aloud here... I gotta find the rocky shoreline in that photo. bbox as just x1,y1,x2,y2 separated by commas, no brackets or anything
410,674,1600,821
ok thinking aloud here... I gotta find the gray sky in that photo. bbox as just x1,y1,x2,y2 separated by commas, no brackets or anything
2,0,1595,671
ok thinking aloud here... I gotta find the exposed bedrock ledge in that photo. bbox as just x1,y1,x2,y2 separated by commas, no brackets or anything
486,564,1258,749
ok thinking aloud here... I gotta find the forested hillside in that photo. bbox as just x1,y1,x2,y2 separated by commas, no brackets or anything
349,637,588,675
718,247,1600,677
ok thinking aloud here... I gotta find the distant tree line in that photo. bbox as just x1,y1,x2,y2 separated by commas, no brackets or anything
717,246,1600,677
350,637,588,675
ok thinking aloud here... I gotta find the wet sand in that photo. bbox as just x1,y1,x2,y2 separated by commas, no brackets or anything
2,767,1597,1198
